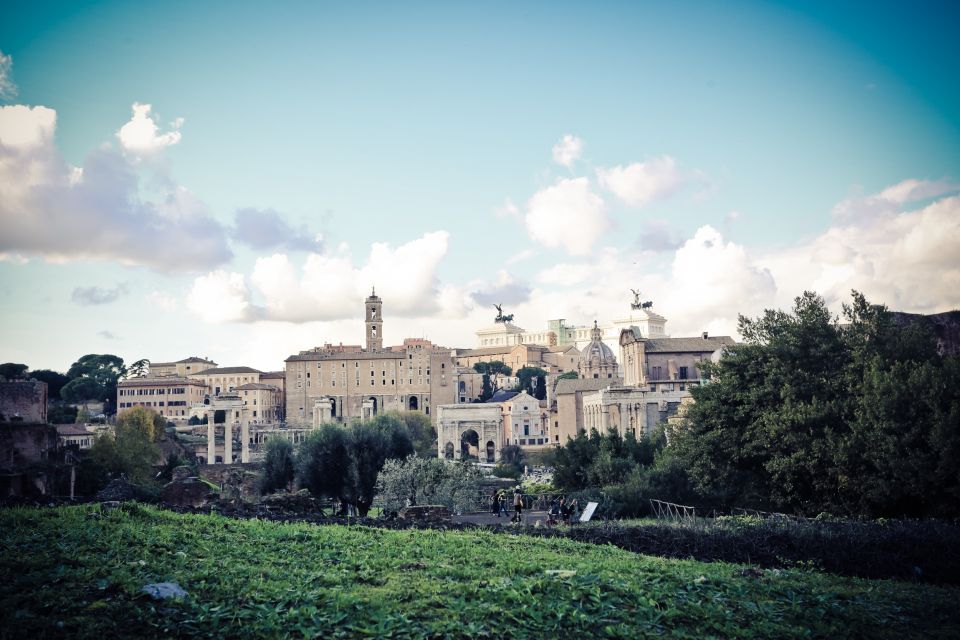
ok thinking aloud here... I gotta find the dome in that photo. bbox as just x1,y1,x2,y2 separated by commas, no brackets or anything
580,338,616,364
578,321,618,376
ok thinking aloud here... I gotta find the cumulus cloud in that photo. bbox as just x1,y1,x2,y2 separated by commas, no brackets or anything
637,219,682,252
186,270,255,323
470,270,532,307
116,103,183,154
764,192,960,313
71,283,129,306
551,134,583,168
187,232,453,324
0,103,232,271
596,156,684,207
232,207,322,252
525,177,609,255
0,51,16,100
832,178,960,223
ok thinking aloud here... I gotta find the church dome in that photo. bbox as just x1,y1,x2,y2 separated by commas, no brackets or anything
578,321,618,379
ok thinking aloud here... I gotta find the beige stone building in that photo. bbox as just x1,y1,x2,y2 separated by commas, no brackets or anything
619,329,734,388
188,366,263,395
117,376,208,420
148,357,217,378
284,290,456,426
235,383,283,425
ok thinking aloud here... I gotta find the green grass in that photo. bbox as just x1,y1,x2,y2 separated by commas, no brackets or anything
1,505,959,639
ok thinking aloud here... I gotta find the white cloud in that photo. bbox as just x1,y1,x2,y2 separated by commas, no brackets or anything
0,50,16,100
0,103,232,271
187,232,454,324
0,105,55,147
186,270,254,323
596,156,684,207
832,178,960,224
551,134,583,168
764,194,960,313
525,177,609,255
116,103,183,154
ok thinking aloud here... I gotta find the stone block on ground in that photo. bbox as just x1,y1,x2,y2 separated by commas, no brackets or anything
399,505,452,522
161,478,215,508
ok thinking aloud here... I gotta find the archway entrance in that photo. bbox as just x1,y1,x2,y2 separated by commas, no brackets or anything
444,442,455,459
409,396,418,410
368,397,378,416
486,441,495,463
330,398,337,418
460,429,479,460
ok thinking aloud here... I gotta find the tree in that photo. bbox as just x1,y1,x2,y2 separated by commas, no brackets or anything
0,363,28,380
125,359,150,379
62,354,125,405
89,408,162,483
259,437,295,494
348,417,414,515
116,406,164,442
47,404,78,424
29,369,70,397
479,374,493,402
375,457,482,514
557,371,578,381
671,290,960,517
296,424,354,504
514,367,547,395
388,411,437,458
534,373,547,400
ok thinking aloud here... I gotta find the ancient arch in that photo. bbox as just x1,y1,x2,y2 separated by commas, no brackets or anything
444,442,455,459
486,440,496,463
460,429,480,460
409,396,418,410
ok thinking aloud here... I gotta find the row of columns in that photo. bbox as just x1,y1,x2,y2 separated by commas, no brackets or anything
205,406,250,464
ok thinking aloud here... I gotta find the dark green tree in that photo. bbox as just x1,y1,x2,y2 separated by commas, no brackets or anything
29,369,70,397
296,424,354,503
671,290,960,517
514,366,547,395
479,374,493,402
389,410,437,458
61,354,125,405
0,363,28,380
259,436,295,494
534,373,547,400
348,417,414,515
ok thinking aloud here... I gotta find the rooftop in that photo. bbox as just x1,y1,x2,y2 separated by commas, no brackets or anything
192,366,264,375
235,383,280,391
554,377,623,395
645,336,736,353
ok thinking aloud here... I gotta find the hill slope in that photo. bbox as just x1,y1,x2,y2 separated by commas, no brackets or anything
1,505,958,638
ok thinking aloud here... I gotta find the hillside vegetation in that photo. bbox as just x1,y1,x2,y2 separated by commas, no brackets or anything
2,505,959,638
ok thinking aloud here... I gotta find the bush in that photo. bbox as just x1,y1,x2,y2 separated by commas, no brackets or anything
376,457,482,515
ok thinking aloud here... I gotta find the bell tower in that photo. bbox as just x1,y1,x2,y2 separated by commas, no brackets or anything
365,287,383,351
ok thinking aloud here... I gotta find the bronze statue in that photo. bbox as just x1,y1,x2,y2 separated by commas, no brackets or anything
494,304,514,324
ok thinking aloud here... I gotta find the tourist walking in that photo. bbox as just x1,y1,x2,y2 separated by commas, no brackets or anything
491,490,501,517
512,488,523,523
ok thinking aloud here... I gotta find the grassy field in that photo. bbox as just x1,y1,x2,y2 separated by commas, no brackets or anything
1,505,958,639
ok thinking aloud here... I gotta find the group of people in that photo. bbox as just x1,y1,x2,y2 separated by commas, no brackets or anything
489,489,579,525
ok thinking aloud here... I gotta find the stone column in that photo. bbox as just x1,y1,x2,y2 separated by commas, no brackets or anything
206,411,216,464
224,421,233,465
241,410,250,464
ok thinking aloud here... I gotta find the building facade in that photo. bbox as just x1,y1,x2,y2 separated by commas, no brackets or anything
284,291,457,426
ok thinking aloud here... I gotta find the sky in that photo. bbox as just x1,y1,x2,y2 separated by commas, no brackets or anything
1,0,958,373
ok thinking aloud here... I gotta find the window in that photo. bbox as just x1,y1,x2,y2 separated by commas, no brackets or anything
679,366,688,379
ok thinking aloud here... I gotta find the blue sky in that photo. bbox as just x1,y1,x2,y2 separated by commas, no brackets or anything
1,0,958,372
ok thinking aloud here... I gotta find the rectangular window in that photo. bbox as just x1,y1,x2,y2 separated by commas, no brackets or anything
679,366,688,379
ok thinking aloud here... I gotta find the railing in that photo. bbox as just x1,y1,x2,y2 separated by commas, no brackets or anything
649,499,697,522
